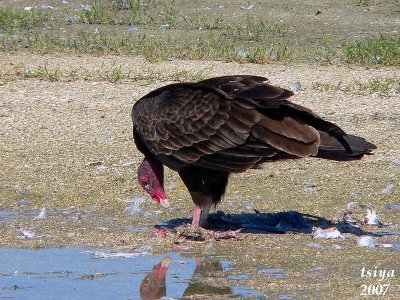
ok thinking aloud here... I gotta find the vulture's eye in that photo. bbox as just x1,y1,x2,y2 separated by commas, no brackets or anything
143,180,150,190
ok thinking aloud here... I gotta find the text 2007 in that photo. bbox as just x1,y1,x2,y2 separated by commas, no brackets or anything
360,284,390,296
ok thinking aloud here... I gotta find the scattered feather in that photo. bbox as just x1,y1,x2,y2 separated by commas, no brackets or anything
344,203,385,226
312,227,345,239
95,165,107,170
235,47,249,59
356,236,394,248
124,197,151,217
371,55,382,64
267,49,278,61
303,181,317,192
24,6,33,11
381,184,394,194
18,199,30,207
346,202,359,213
240,3,255,10
39,3,54,9
357,236,379,248
34,207,46,220
290,81,302,92
343,213,359,225
307,242,322,249
384,203,400,210
17,229,36,239
392,159,400,166
304,186,317,192
81,3,91,10
129,25,139,32
331,244,343,250
243,203,254,211
379,243,395,248
363,208,383,226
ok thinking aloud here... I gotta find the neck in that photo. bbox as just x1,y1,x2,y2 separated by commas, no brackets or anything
141,157,164,186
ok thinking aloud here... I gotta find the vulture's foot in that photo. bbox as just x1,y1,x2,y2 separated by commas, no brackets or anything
173,224,242,244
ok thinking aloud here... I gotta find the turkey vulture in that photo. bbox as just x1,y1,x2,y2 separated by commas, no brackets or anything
132,75,376,228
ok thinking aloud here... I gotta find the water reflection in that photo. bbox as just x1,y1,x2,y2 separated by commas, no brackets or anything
140,257,171,300
140,256,234,299
182,257,232,297
0,248,265,299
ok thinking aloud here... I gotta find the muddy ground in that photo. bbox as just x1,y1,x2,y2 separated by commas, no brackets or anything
0,54,399,298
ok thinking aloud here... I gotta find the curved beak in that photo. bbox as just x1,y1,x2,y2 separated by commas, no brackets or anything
154,195,170,208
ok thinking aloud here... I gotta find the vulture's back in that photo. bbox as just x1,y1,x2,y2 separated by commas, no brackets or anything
132,75,376,172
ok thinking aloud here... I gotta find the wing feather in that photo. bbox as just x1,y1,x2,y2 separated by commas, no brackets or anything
132,75,358,172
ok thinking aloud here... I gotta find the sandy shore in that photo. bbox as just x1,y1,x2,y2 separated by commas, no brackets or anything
0,54,399,298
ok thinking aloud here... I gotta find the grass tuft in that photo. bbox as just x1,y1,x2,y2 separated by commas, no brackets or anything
312,77,400,95
0,7,48,31
0,1,398,66
15,64,60,81
342,34,400,65
224,18,288,41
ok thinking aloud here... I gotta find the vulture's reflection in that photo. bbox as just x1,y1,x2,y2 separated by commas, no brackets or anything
140,256,231,299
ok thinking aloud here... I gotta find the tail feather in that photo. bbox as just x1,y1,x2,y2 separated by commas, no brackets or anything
316,132,376,161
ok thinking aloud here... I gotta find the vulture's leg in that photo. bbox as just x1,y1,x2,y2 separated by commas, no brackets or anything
192,202,212,227
178,167,229,228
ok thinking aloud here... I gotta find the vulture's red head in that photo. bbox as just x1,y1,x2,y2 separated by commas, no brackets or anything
138,158,169,208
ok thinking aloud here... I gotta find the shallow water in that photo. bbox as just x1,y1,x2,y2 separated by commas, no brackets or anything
0,248,265,299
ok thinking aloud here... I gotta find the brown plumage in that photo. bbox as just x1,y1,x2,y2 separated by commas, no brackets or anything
132,75,376,227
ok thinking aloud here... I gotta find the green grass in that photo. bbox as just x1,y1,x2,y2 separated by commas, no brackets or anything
0,1,398,66
354,0,371,6
20,64,60,81
312,77,400,95
316,33,400,66
0,7,48,31
72,0,156,25
72,0,179,26
0,61,209,84
0,0,291,63
0,29,290,63
317,34,339,64
224,18,288,41
342,34,400,65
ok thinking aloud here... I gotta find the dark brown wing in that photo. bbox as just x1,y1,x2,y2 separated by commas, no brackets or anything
133,75,376,173
198,75,294,103
132,76,329,173
132,82,263,171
